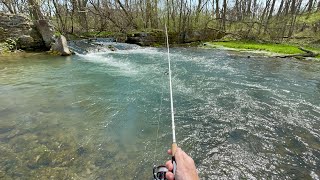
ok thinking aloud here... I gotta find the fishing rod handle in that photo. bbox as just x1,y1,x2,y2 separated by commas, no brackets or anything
172,143,178,156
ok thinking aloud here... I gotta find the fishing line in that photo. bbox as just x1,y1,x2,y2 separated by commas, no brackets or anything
153,24,177,180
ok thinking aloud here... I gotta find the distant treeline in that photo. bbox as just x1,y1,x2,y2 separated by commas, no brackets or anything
1,0,320,40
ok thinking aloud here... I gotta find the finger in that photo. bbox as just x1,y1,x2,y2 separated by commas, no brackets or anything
167,149,172,155
165,171,174,180
174,147,183,159
165,160,173,171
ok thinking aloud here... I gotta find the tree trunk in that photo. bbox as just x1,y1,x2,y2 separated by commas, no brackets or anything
252,0,258,18
264,0,276,32
166,0,170,27
222,0,227,31
288,0,296,37
212,0,215,17
178,0,183,33
247,0,252,17
171,0,176,31
277,0,285,17
284,0,292,15
307,0,314,12
235,0,241,21
52,0,65,33
258,0,270,35
28,0,44,20
215,0,219,19
145,0,151,28
1,0,16,13
195,0,202,24
152,0,158,28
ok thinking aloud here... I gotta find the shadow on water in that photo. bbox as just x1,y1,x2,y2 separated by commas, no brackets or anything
0,49,320,179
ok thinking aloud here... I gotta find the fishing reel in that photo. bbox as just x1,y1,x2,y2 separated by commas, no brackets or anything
153,165,168,180
153,157,176,180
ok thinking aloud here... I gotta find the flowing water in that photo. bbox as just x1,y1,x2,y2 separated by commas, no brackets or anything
0,46,319,179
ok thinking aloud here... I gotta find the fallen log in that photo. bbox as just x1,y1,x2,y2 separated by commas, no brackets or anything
274,46,319,58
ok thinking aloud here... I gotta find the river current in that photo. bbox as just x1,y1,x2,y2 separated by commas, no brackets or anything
0,46,319,179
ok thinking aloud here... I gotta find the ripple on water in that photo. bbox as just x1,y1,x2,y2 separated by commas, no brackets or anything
0,49,319,179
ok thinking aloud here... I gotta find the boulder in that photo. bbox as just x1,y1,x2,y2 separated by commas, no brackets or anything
108,45,117,51
182,28,225,43
0,13,33,41
125,29,223,46
33,19,55,49
126,30,167,46
50,35,71,56
17,35,34,49
0,13,73,53
0,13,46,50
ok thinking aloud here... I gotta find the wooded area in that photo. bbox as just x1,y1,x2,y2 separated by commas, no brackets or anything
1,0,320,41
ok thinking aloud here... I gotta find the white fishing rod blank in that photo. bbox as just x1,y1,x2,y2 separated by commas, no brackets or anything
165,24,177,156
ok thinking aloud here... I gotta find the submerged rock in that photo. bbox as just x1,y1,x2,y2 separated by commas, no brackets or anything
76,146,87,156
0,126,14,134
108,45,117,51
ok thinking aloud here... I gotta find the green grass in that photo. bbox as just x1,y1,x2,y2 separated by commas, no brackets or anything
207,41,307,54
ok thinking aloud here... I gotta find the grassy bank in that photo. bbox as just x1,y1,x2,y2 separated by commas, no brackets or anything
206,41,319,56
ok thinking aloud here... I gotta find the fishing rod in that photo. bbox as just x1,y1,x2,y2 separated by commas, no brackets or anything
153,24,177,180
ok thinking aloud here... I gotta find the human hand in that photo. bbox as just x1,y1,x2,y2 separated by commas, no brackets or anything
165,147,199,180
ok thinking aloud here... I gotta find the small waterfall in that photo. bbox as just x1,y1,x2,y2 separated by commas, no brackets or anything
68,38,141,54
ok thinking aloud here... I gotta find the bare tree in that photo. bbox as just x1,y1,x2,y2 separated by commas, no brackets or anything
264,0,276,32
307,0,314,12
0,0,17,13
28,0,43,20
215,0,220,19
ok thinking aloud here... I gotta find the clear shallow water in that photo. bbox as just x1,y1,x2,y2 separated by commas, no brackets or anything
0,48,319,179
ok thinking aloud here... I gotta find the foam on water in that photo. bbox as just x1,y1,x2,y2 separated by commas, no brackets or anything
78,52,139,75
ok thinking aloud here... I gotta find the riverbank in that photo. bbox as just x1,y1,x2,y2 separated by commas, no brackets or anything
204,41,320,60
0,50,52,61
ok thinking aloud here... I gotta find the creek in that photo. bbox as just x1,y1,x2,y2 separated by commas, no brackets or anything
0,45,319,179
